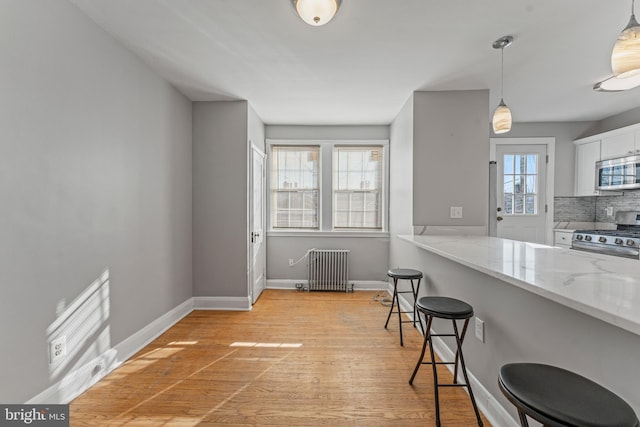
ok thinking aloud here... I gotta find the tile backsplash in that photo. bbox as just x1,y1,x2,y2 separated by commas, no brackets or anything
553,197,596,222
554,191,640,223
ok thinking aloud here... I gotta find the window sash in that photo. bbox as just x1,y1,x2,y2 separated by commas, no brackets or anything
270,145,319,229
333,146,383,229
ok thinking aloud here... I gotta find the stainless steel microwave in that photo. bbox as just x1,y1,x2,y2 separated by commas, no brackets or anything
596,155,640,190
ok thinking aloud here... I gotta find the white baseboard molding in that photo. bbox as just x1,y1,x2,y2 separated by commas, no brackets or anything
193,296,252,311
267,279,388,291
28,298,194,405
394,292,517,427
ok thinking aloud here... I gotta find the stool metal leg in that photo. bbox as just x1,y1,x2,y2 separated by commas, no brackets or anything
453,319,483,426
409,314,482,427
424,317,443,426
409,314,434,385
452,318,469,385
384,278,397,329
384,278,405,346
410,278,425,335
517,410,529,427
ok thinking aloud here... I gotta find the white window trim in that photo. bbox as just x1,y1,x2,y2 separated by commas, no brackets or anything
266,139,390,236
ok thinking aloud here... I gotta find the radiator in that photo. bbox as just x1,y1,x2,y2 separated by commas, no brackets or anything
307,249,350,291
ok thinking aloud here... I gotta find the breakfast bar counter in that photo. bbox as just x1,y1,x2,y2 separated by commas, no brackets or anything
395,233,640,425
399,234,640,337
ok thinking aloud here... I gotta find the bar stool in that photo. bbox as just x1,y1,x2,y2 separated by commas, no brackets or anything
499,363,639,427
409,296,483,427
384,268,424,346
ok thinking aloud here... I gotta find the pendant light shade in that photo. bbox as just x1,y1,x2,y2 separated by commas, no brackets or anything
492,99,512,134
612,0,640,78
292,0,341,26
492,36,513,134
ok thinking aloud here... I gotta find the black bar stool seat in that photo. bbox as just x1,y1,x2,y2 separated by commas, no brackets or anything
384,268,424,346
499,363,639,427
409,296,483,426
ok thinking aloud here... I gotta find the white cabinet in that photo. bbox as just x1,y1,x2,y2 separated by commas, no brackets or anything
554,230,573,248
601,132,636,160
574,140,600,196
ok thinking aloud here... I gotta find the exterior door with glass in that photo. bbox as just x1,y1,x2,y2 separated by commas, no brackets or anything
496,144,547,244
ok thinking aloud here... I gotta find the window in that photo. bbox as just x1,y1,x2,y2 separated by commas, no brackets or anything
269,141,387,232
270,145,319,229
333,146,383,229
502,154,538,215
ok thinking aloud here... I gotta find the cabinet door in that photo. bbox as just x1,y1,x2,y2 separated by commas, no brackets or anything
575,140,600,196
601,132,635,160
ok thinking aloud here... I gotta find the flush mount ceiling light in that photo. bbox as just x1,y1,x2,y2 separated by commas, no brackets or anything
593,74,640,92
291,0,341,26
492,36,513,134
612,0,640,78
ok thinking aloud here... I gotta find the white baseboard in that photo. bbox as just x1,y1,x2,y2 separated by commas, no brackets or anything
267,279,387,291
193,296,252,311
27,298,194,405
394,292,517,427
115,298,194,362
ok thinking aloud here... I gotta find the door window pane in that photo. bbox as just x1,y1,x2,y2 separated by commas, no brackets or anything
502,153,538,216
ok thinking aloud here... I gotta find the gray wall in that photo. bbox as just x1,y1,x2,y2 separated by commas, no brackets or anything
193,101,254,297
0,0,192,402
492,122,596,196
413,90,489,226
389,95,414,269
264,125,390,282
582,105,640,136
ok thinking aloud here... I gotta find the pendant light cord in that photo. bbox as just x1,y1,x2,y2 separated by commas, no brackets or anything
500,47,504,100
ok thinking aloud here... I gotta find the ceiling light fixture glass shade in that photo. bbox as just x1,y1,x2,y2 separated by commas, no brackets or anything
492,99,512,134
292,0,341,26
492,36,513,134
612,0,640,78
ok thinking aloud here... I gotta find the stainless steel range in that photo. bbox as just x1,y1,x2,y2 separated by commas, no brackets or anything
571,211,640,259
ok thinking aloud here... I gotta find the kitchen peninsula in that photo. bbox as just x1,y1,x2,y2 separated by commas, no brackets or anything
396,234,640,425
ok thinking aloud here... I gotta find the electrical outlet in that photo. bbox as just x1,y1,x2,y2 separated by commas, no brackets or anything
606,206,614,217
289,259,295,267
450,206,463,219
50,336,67,364
475,317,484,343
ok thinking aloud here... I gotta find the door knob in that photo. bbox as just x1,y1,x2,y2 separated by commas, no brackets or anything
497,216,503,221
497,207,502,212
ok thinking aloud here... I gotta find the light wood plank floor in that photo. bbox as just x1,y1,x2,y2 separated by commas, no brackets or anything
71,290,491,426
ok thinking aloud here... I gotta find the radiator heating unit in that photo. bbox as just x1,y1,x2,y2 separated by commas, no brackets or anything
307,249,350,291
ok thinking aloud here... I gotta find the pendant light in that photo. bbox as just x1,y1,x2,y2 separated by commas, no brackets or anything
492,36,513,134
292,0,341,26
612,0,640,78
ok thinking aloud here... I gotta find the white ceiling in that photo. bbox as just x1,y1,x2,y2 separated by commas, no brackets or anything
69,0,640,125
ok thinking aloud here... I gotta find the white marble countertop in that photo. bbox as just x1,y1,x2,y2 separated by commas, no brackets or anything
399,234,640,336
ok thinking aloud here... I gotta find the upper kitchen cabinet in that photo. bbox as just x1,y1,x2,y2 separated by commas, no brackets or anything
573,122,640,196
600,131,639,160
574,139,601,196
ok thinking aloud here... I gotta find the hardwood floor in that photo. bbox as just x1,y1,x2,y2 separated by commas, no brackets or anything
71,290,491,426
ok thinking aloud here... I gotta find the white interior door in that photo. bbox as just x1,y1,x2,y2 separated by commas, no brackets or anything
496,144,548,244
250,144,266,304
